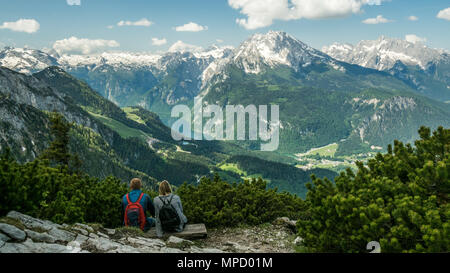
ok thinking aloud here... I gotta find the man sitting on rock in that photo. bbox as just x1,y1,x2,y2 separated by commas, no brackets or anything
122,178,156,232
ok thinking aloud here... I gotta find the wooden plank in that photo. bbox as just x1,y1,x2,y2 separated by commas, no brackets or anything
146,224,207,239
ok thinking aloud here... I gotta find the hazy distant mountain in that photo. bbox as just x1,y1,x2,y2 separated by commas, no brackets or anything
323,36,450,101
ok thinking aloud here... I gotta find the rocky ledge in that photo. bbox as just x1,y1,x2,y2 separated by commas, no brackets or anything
0,211,302,253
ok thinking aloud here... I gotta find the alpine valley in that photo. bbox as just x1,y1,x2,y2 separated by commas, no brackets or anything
1,31,449,197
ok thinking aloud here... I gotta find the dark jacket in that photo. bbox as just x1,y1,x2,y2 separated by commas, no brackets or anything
122,189,155,221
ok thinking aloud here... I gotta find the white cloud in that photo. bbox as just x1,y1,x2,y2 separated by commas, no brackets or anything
362,15,393,24
53,37,120,55
117,18,153,27
437,7,450,21
216,39,224,43
67,0,81,5
405,34,426,44
107,25,114,29
0,19,40,33
168,41,202,53
408,15,418,21
175,22,208,32
228,0,386,30
152,38,167,46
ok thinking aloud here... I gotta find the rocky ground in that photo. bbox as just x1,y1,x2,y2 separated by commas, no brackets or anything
0,211,302,253
198,217,301,253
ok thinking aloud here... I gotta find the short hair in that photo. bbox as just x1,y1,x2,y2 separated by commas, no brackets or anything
130,178,142,190
159,180,172,196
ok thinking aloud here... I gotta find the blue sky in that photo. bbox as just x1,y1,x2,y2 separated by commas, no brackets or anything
0,0,449,54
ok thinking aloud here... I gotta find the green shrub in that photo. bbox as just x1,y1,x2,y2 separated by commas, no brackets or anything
177,173,307,228
297,126,449,253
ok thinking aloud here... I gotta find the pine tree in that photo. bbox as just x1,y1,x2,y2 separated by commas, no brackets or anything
41,112,72,166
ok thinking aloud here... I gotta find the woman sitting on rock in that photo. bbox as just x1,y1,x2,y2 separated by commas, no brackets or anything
154,180,187,237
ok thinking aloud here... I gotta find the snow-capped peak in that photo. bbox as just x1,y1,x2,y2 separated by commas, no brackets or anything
0,47,59,74
323,36,447,71
200,31,339,85
58,52,162,68
232,31,329,74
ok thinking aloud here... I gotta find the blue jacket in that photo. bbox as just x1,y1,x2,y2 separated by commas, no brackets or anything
122,190,155,218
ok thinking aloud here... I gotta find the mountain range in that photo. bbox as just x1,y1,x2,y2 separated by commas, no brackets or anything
0,63,335,197
1,31,449,190
323,36,450,102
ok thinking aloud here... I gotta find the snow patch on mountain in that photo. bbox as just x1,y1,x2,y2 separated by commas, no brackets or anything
201,31,345,86
0,47,59,74
323,36,448,71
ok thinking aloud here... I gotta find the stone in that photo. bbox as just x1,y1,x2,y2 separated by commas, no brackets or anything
225,241,251,252
22,239,73,253
71,227,89,236
166,236,194,248
126,236,166,249
25,229,56,243
66,240,84,253
190,246,226,253
74,223,94,233
86,237,123,252
104,228,116,236
0,223,26,241
0,233,11,243
97,232,109,238
0,242,31,253
6,211,53,232
73,234,89,245
160,247,187,253
0,239,72,253
47,227,75,243
108,245,141,253
294,237,303,245
0,239,5,248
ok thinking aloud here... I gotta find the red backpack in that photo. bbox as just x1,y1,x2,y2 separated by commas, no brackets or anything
124,192,146,231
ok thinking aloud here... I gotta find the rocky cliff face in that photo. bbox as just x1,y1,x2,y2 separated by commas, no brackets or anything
0,211,301,253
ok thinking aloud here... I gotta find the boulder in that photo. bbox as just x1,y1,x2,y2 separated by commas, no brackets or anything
0,223,26,241
73,234,89,245
25,229,56,243
6,211,54,232
47,227,75,243
0,233,11,243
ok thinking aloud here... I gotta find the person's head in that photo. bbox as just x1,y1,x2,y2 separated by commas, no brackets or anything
130,178,142,190
159,180,172,196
